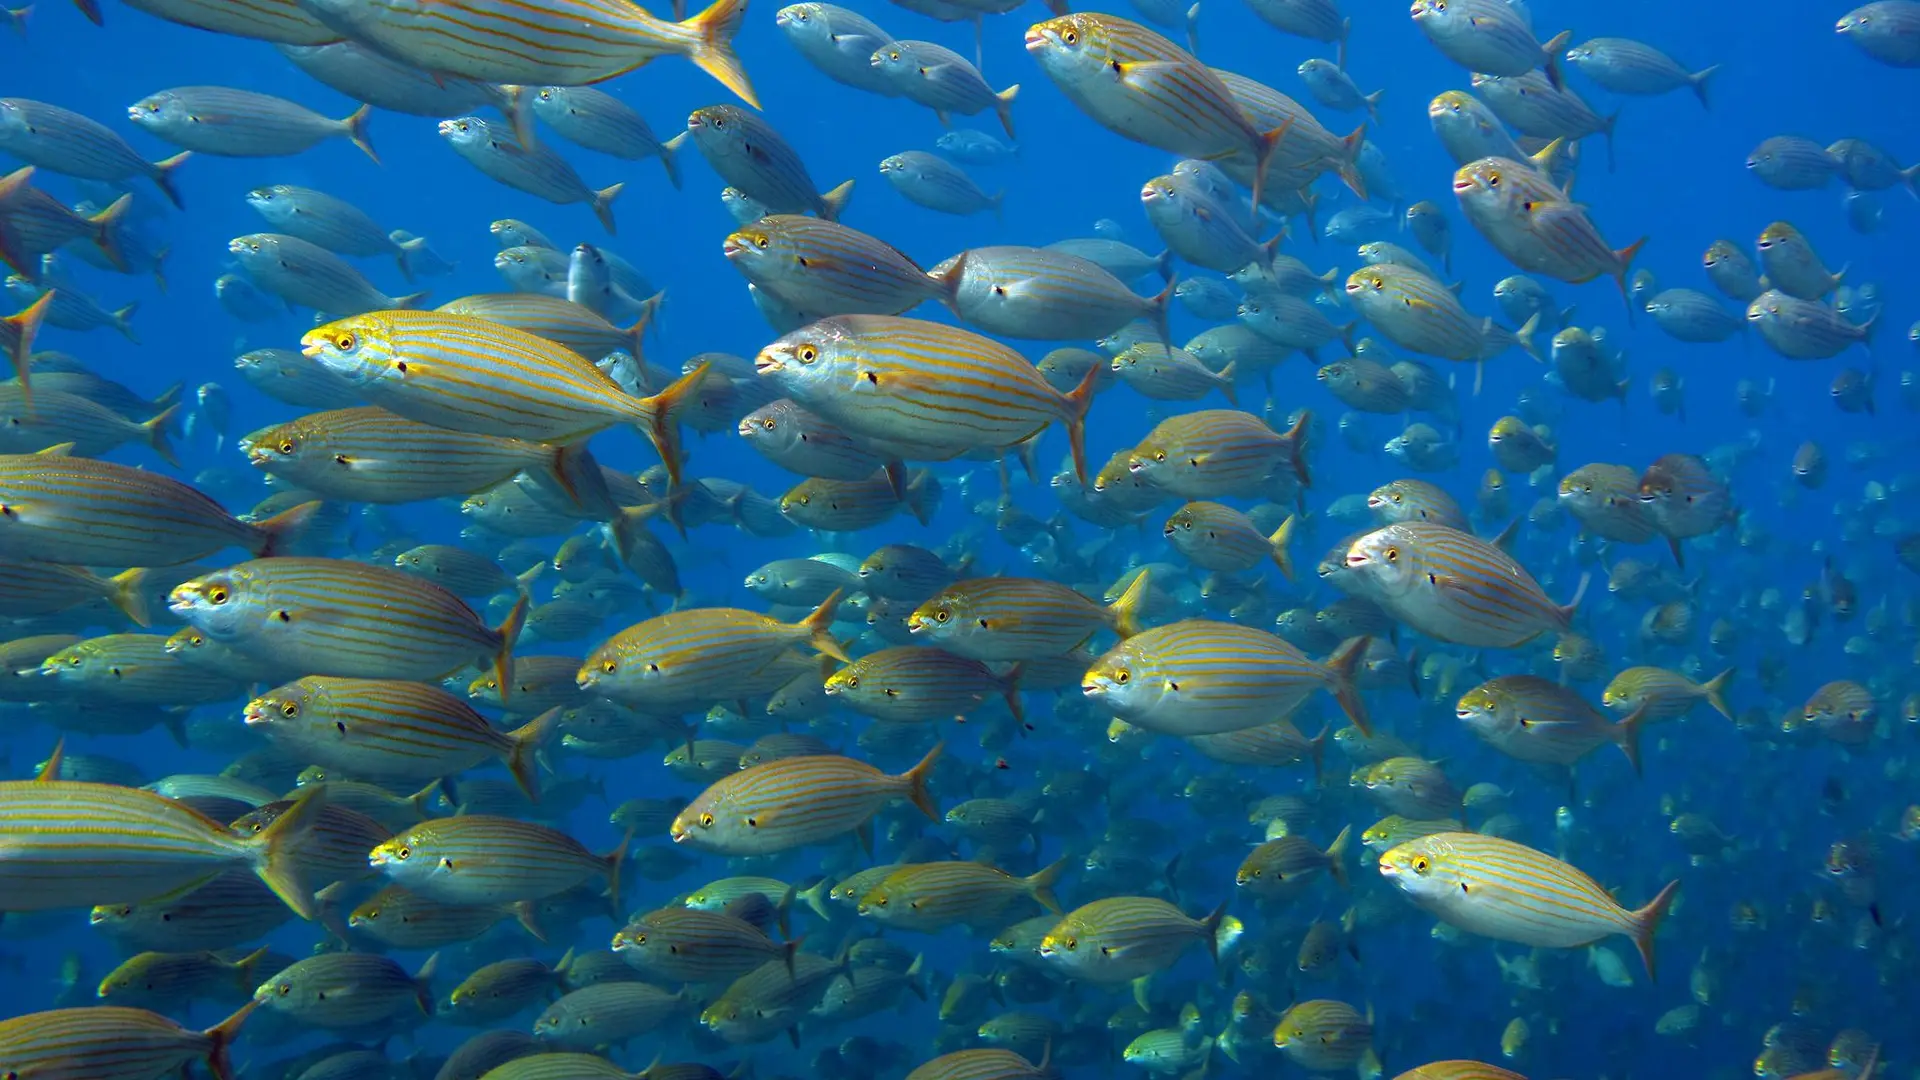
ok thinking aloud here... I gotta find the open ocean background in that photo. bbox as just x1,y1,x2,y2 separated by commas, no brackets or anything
3,0,1917,1076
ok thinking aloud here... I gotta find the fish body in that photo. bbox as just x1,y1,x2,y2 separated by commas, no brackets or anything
1379,832,1677,976
879,151,1003,216
1039,895,1227,983
229,232,424,315
684,105,851,219
578,594,845,709
128,88,375,161
1127,408,1309,500
907,575,1143,660
777,2,900,95
1747,290,1872,359
871,39,1018,135
439,117,622,233
1565,37,1716,104
1456,674,1643,770
1411,0,1567,84
1347,264,1537,364
0,98,187,207
531,86,679,186
669,745,941,854
370,815,617,905
930,245,1163,341
1344,522,1576,647
1083,619,1368,735
0,1003,257,1080
726,215,939,317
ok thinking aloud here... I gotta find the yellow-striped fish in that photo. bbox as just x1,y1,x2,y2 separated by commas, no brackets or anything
857,858,1065,932
612,906,796,983
1391,1063,1529,1080
671,743,942,855
243,678,557,797
1602,665,1733,722
96,947,275,1010
756,315,1100,482
346,883,534,949
1039,895,1229,984
1163,502,1295,578
1378,832,1679,977
370,814,624,907
1273,999,1373,1072
0,449,315,567
0,1000,258,1080
1344,523,1582,648
578,591,847,710
300,311,707,482
906,1048,1052,1080
0,768,324,918
437,293,648,363
293,0,755,106
824,645,1025,726
725,215,941,317
1126,408,1311,500
253,952,435,1030
91,871,294,953
243,407,579,505
1084,620,1370,736
906,573,1147,661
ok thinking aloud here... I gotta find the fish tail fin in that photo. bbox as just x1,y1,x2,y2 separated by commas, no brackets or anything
1514,311,1543,362
1281,408,1311,486
1614,702,1649,776
1248,116,1294,210
391,231,423,282
797,587,850,663
247,784,329,920
1200,900,1229,967
139,401,180,466
1689,64,1719,108
342,103,377,163
1323,635,1372,736
1107,565,1150,639
656,131,684,188
585,181,623,236
201,1000,261,1080
1000,661,1028,730
819,178,855,221
1308,722,1328,786
1026,856,1068,914
1062,358,1102,484
7,2,31,32
231,945,272,995
1325,824,1352,889
600,827,633,916
541,441,585,508
106,567,151,626
994,84,1019,139
1701,667,1735,721
504,706,562,801
989,189,1005,223
1149,273,1176,351
1558,571,1590,631
1267,513,1296,582
900,740,944,821
392,290,430,310
90,193,132,272
1629,879,1680,980
621,300,656,365
1336,122,1369,200
1613,237,1648,320
152,151,189,209
1541,29,1571,90
796,877,833,922
109,300,139,344
412,952,439,1014
490,591,529,700
3,289,51,400
1364,87,1383,125
638,360,707,486
683,0,758,108
252,499,320,558
1216,359,1237,405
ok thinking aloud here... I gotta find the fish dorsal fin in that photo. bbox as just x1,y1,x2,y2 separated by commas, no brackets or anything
35,442,75,457
34,738,65,782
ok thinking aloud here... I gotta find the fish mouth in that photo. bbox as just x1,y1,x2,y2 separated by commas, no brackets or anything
1022,27,1046,51
752,352,784,375
721,237,744,258
1344,551,1370,568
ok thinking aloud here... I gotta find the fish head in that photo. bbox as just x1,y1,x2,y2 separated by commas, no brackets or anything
722,225,779,273
168,567,253,638
905,589,965,640
1454,685,1502,729
527,86,576,121
1025,14,1109,81
301,315,397,388
868,42,910,74
1342,527,1416,594
436,116,492,152
754,320,842,393
669,799,720,846
1375,836,1459,898
243,184,294,220
35,641,94,683
684,106,746,156
126,92,184,129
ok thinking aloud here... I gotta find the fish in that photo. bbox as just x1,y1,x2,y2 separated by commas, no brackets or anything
878,150,1004,216
1410,0,1569,87
1083,619,1369,735
578,592,848,709
370,815,623,906
290,0,754,105
670,743,942,854
127,88,375,161
870,39,1018,136
1378,832,1679,977
300,310,705,482
1564,37,1717,106
228,232,426,316
906,573,1146,660
438,117,623,234
681,106,853,220
0,1001,259,1080
1343,523,1581,647
0,97,188,207
1456,674,1647,772
1039,895,1230,983
1747,290,1874,359
530,86,680,187
928,245,1170,341
725,215,940,317
1347,264,1539,370
777,2,900,96
167,557,525,689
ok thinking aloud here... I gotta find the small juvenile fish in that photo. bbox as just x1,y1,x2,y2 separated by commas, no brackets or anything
127,87,375,161
1378,832,1679,977
1565,37,1717,106
670,744,942,854
1755,221,1843,299
530,86,680,187
1297,58,1382,121
871,39,1018,136
1602,665,1733,722
1746,135,1842,190
439,117,623,234
244,185,440,279
1274,999,1374,1072
935,127,1017,165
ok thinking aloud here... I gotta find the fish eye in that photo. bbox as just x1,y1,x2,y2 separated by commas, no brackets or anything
278,439,295,454
207,586,229,604
1384,547,1399,562
602,660,616,673
755,235,769,249
1062,29,1077,43
796,345,818,363
1412,856,1430,873
699,813,714,827
1114,670,1130,684
395,845,411,859
331,331,355,351
281,701,298,717
1487,172,1500,186
1153,451,1166,462
712,117,727,129
934,608,951,623
760,417,776,430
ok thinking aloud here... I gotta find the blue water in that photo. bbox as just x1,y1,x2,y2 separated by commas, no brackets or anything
2,0,1914,1076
